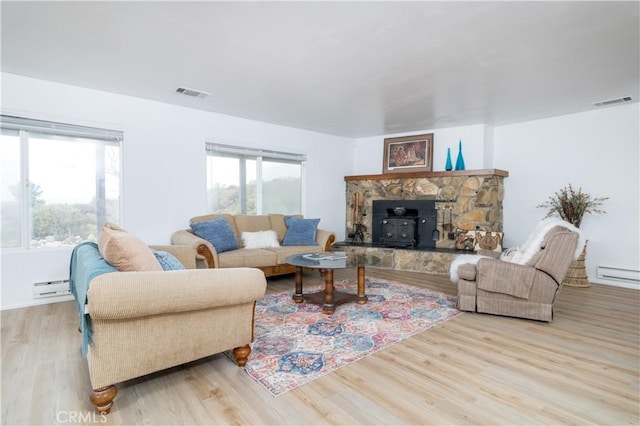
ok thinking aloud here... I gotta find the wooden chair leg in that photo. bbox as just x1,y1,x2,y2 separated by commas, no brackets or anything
90,385,117,414
233,345,251,367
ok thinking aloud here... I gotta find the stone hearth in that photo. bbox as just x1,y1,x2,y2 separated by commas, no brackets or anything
338,169,508,275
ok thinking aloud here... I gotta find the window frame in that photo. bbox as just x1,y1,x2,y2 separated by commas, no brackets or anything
205,142,307,215
0,115,123,251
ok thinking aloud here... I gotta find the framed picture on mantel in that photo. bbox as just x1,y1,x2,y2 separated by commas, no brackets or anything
382,133,434,174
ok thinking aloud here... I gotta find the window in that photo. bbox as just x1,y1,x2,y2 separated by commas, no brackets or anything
206,143,305,215
1,115,122,249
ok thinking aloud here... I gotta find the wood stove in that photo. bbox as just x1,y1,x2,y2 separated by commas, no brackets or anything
371,200,436,249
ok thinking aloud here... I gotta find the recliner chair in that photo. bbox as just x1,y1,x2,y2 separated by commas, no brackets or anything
454,222,581,322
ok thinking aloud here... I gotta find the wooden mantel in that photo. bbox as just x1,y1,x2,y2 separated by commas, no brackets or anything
345,168,509,181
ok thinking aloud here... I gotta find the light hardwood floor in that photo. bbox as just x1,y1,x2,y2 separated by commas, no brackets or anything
2,268,639,425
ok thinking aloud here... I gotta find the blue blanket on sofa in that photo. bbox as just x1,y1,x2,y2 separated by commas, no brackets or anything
69,242,117,356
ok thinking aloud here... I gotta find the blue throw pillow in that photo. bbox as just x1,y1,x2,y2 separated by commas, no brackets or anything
282,217,320,246
190,217,239,253
152,250,185,271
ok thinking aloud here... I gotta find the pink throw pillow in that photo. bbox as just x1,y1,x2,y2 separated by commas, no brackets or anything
97,222,162,272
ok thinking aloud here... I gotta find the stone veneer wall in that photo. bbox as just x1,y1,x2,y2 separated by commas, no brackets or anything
341,169,507,274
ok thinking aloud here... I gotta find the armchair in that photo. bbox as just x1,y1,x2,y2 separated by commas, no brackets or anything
453,219,582,322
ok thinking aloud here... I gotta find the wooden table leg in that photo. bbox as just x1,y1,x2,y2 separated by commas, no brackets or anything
357,265,367,304
293,266,304,303
290,262,366,313
323,269,335,314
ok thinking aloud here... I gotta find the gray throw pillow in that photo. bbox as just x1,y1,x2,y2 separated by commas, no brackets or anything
282,217,320,246
190,217,239,253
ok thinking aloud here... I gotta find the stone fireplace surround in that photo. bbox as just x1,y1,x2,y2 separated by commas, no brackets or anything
334,169,508,275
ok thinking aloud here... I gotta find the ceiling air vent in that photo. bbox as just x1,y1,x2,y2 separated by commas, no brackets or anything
175,87,210,99
593,96,633,107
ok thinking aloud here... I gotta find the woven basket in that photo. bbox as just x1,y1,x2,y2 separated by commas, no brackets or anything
563,241,590,288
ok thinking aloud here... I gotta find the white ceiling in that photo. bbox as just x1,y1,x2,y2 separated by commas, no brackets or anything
2,1,638,138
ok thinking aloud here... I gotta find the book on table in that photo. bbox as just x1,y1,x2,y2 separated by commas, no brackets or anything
302,252,347,261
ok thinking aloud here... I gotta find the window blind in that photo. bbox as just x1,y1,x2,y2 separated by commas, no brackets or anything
1,115,123,142
206,142,306,162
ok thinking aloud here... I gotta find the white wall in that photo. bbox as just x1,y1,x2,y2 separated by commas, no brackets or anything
494,103,639,289
0,72,353,310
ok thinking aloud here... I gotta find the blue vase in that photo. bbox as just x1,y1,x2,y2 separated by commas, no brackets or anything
455,140,465,171
445,148,453,171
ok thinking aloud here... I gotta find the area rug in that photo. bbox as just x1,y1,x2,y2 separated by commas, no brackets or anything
243,277,462,396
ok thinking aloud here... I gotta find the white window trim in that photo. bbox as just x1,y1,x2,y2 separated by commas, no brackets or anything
205,142,307,215
1,115,124,251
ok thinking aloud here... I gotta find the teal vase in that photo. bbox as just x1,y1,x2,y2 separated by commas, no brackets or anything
445,148,453,171
455,140,465,171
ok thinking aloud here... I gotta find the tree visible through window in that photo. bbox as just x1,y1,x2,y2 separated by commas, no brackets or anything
206,143,304,215
0,116,122,249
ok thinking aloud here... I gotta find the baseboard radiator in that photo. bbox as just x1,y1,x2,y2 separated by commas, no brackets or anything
33,279,71,299
596,266,640,284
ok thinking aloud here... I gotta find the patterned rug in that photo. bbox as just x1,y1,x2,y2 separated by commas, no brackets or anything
243,277,462,396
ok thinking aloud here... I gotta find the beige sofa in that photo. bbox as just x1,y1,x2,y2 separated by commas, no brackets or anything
171,213,336,277
71,243,267,414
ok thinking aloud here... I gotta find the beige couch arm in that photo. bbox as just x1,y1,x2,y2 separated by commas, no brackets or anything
87,268,266,319
171,230,218,268
316,228,337,251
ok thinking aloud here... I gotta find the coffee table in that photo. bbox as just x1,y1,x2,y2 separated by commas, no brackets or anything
286,252,367,314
